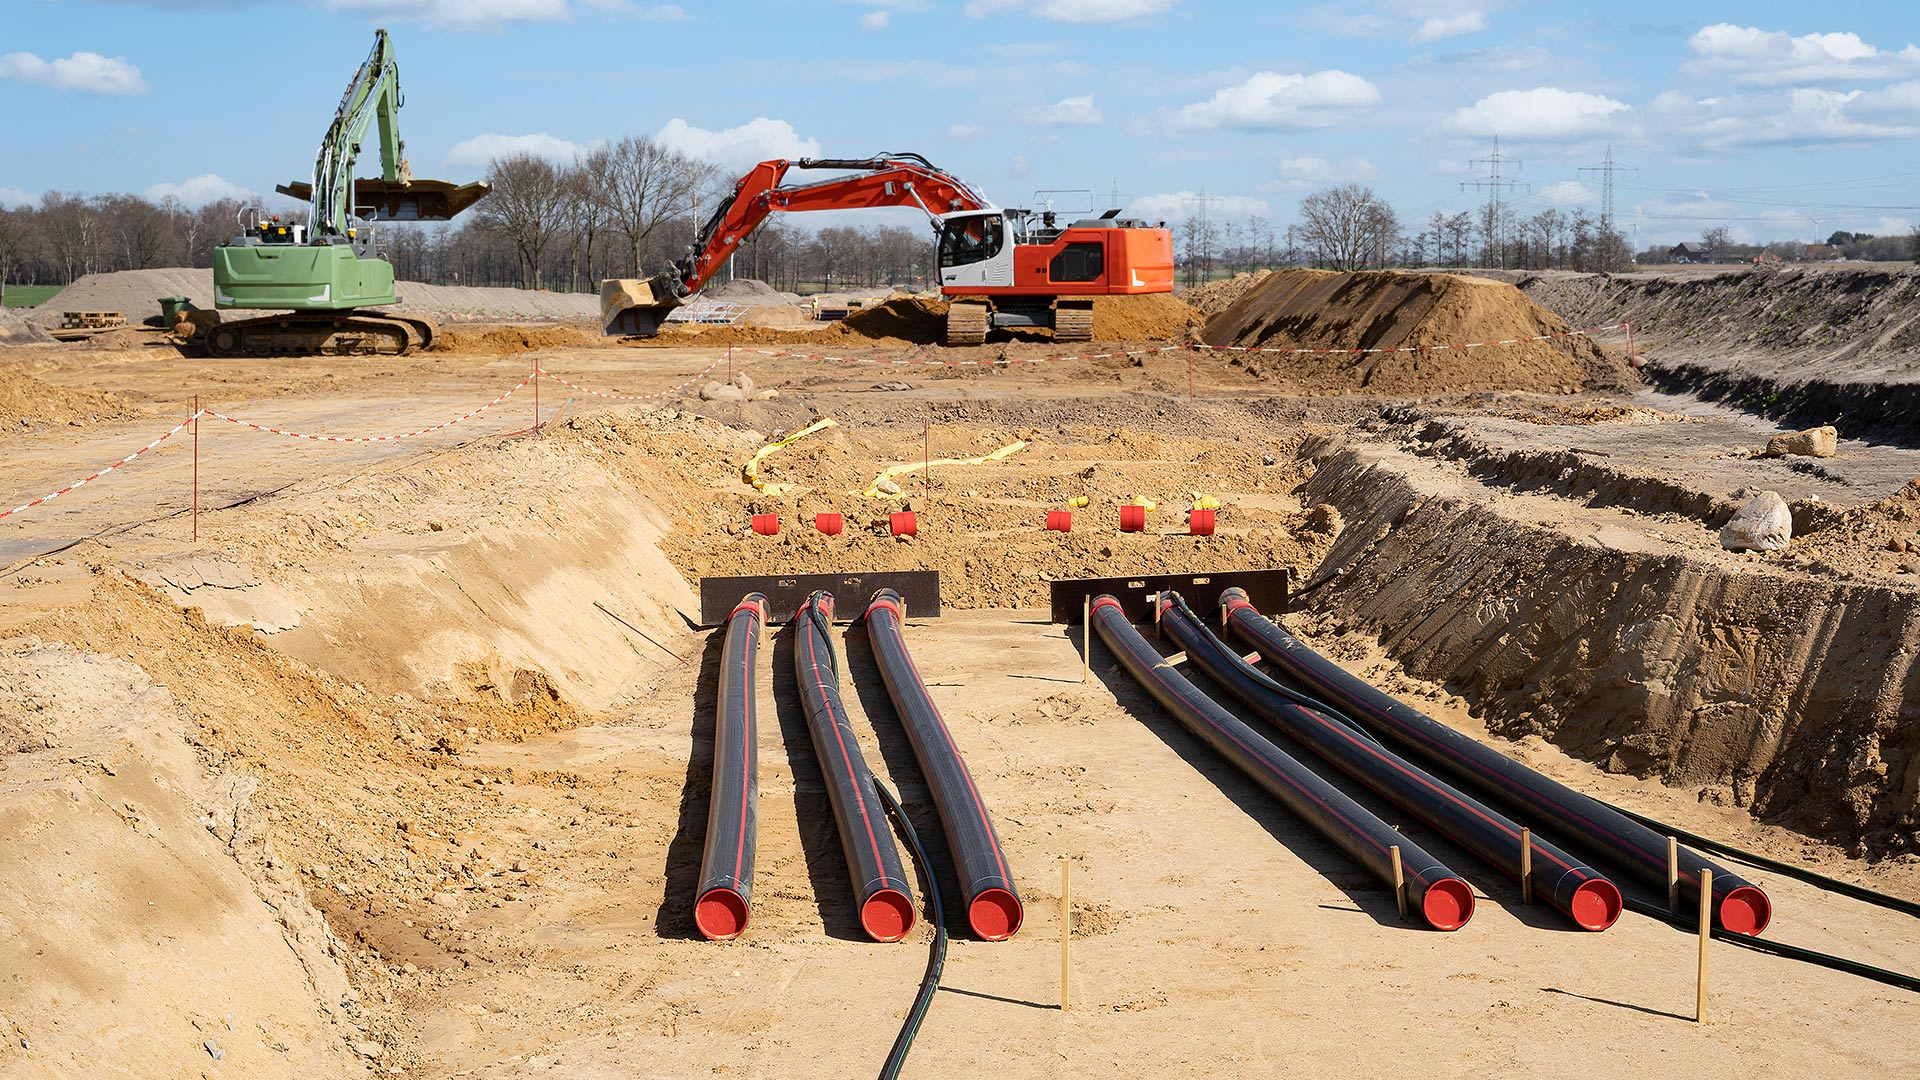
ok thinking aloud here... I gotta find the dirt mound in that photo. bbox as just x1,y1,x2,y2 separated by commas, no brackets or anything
1203,269,1633,395
0,366,145,432
1091,293,1202,340
1183,270,1273,316
704,277,787,302
430,323,601,354
28,268,212,325
844,295,948,342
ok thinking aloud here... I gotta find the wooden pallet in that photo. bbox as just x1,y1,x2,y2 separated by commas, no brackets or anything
57,311,126,330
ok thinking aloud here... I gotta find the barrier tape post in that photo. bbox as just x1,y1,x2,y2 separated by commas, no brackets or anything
191,395,199,542
1520,827,1533,903
1186,343,1194,400
1696,868,1712,1023
1059,857,1071,1011
923,420,931,508
728,344,734,384
1626,319,1636,367
533,358,541,430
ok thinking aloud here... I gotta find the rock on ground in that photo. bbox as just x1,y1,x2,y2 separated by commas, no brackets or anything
1765,425,1839,458
1720,490,1793,551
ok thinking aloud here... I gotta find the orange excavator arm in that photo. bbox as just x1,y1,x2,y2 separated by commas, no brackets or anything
670,154,993,296
600,153,997,337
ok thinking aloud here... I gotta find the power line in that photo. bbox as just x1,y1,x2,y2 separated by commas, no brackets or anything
1461,136,1527,268
1579,144,1638,231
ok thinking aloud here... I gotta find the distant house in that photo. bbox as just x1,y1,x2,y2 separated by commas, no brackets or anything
1671,243,1712,264
1799,244,1833,261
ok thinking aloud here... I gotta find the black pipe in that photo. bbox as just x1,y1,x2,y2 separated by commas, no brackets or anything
694,593,765,940
873,777,949,1079
1158,592,1620,931
864,589,1023,940
793,591,917,942
1221,588,1772,936
1091,595,1474,931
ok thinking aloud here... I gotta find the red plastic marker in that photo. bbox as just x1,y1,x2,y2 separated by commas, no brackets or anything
1189,509,1216,536
1119,505,1147,532
1045,510,1072,532
815,512,844,535
750,513,779,536
890,511,918,537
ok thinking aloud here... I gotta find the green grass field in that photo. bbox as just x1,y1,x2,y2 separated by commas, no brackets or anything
2,285,62,309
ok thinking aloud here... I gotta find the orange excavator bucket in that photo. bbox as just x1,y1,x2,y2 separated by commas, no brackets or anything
600,276,685,337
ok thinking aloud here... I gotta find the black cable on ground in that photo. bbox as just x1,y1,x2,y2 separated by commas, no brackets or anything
873,777,948,1080
1600,803,1920,919
1619,894,1920,994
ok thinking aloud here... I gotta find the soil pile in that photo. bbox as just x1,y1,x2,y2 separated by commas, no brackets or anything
844,295,948,341
431,323,601,354
0,366,145,432
1183,270,1273,316
704,278,790,303
1091,293,1202,340
1203,269,1633,394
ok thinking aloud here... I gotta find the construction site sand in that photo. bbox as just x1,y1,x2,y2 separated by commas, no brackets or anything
1203,269,1634,395
0,365,146,433
1,305,1918,1075
650,292,1200,348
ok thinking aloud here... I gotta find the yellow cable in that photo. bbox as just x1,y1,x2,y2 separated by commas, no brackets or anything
860,439,1029,499
743,418,837,495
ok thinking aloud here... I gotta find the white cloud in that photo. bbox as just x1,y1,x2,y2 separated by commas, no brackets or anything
1444,87,1630,138
861,9,890,28
144,174,253,207
654,117,821,172
0,187,36,209
1031,95,1102,125
1684,24,1920,86
1128,191,1272,222
0,51,146,95
328,0,569,30
1009,154,1032,178
445,132,604,167
1649,86,1920,149
1411,11,1485,43
1532,179,1596,206
965,0,1175,24
1160,70,1381,132
1275,156,1379,191
947,123,987,140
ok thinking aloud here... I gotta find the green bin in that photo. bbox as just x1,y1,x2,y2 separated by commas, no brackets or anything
158,296,191,322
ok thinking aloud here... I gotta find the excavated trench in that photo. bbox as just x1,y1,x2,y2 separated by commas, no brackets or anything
1293,441,1920,857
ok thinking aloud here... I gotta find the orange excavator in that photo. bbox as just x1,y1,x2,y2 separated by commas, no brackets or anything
599,154,1174,345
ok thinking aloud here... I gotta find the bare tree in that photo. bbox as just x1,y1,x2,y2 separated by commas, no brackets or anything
1297,184,1399,272
1701,224,1733,256
601,135,713,277
472,152,566,289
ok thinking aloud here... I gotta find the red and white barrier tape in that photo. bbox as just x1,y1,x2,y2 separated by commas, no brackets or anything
735,344,1186,368
1182,323,1626,356
205,373,535,442
0,412,202,521
540,356,727,401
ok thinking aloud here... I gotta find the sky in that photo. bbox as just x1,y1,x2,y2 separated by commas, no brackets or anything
3,0,1920,249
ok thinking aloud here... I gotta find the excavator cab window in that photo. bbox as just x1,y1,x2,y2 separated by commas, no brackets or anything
938,213,1005,269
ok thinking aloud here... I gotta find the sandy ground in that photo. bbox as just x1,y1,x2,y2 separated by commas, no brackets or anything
1,313,1917,1078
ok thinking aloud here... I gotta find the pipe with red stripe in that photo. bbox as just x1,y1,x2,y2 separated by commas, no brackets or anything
1091,595,1473,931
1158,592,1620,930
864,589,1023,941
793,591,918,942
694,594,766,941
1220,588,1772,936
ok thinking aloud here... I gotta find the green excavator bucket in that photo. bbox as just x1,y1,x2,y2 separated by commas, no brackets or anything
274,178,492,222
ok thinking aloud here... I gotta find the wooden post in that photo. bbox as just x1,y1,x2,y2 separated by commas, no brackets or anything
1696,868,1712,1024
1520,827,1533,903
923,420,931,508
1667,837,1681,913
1186,345,1194,399
533,356,541,429
191,395,199,543
1391,845,1407,918
1625,319,1636,367
1059,858,1071,1010
728,344,734,384
1082,588,1098,680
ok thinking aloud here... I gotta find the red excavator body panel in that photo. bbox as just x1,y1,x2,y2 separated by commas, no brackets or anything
950,225,1174,298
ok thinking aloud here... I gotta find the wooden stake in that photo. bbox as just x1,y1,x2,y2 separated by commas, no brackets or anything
1081,595,1091,683
1696,868,1712,1024
1391,845,1407,918
1186,345,1194,399
1625,319,1636,367
1059,858,1072,1010
190,395,199,543
1667,836,1680,913
727,344,734,384
1520,827,1533,903
533,357,540,429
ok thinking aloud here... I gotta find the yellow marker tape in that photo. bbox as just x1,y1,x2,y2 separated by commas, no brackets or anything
1068,495,1090,509
743,418,837,495
860,438,1029,499
1128,495,1157,511
1191,493,1220,511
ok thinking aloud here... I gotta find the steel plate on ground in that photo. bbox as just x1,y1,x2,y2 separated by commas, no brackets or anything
698,571,941,627
1049,569,1288,624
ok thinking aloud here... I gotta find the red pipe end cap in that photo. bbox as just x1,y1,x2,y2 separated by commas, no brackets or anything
968,888,1024,941
1422,877,1475,931
889,511,918,537
1119,505,1146,532
861,888,916,942
1045,510,1072,532
694,888,750,941
1189,508,1216,536
750,513,779,536
1719,886,1772,936
1569,879,1624,932
814,512,844,536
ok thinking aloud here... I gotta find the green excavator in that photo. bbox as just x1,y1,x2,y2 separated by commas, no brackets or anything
206,29,489,356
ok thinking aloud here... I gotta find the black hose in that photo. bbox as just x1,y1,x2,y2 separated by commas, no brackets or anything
1619,894,1920,994
874,778,948,1080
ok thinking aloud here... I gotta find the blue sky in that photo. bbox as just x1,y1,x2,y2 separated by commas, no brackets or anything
4,1,1920,247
